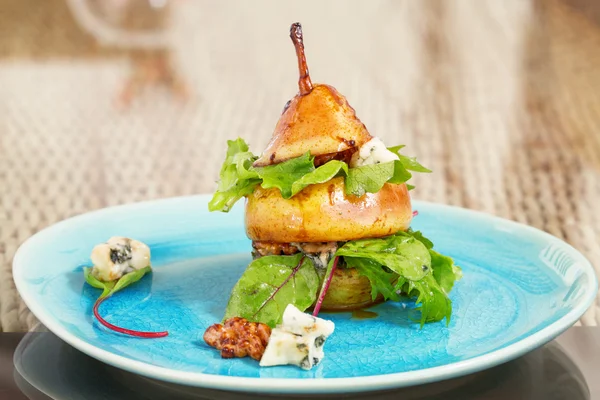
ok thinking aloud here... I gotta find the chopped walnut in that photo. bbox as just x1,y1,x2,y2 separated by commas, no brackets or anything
252,241,300,258
203,317,272,361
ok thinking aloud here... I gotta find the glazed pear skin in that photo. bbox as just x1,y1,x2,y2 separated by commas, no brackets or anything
245,177,413,243
319,267,385,310
254,84,373,166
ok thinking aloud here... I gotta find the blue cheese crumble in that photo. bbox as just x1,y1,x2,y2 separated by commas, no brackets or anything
90,236,151,281
350,137,399,167
259,304,335,370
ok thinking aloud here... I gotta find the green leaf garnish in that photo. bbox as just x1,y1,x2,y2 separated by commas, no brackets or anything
430,250,463,294
345,257,400,302
84,266,151,299
84,267,115,298
290,160,348,197
84,266,168,338
405,229,434,250
254,152,316,198
333,230,461,325
388,145,431,173
221,232,461,328
111,267,153,295
209,139,427,212
396,274,452,326
223,254,320,327
335,234,431,281
344,162,394,196
208,138,261,212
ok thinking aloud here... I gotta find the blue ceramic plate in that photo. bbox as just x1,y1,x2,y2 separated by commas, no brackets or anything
13,195,598,394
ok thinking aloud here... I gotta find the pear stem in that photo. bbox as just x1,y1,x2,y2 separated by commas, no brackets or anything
290,22,313,95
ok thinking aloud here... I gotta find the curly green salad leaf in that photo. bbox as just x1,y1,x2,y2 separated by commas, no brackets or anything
208,138,428,212
207,139,261,212
339,230,461,325
224,253,320,328
335,233,431,281
222,230,461,328
344,257,400,302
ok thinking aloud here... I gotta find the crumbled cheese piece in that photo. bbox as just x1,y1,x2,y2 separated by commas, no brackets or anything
350,137,399,167
259,304,335,370
292,242,337,270
90,236,151,281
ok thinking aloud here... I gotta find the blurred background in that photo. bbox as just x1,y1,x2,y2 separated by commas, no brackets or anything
0,0,599,331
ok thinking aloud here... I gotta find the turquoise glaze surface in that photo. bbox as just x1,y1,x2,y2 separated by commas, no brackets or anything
13,196,597,393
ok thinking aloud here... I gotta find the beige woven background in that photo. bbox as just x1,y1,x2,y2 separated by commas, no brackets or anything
1,0,599,331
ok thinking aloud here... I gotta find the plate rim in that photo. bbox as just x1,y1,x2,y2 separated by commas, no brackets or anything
13,195,599,394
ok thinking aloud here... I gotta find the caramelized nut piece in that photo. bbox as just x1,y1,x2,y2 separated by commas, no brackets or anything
252,241,300,258
203,317,271,361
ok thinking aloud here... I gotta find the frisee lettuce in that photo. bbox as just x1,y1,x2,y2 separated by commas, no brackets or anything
208,138,428,212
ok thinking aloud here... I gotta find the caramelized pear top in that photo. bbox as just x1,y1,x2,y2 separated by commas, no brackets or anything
254,23,372,167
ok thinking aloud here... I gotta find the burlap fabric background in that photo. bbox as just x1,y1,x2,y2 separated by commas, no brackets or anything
1,0,599,331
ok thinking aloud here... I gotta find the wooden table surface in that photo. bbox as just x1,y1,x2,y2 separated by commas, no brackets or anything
0,0,599,331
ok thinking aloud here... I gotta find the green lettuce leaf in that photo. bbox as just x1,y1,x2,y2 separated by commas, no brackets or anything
344,257,399,302
223,254,319,327
406,229,462,294
396,274,452,326
220,230,460,328
333,230,461,325
291,160,348,197
400,230,461,324
208,139,261,212
335,234,431,281
345,162,393,196
345,161,412,197
247,155,348,199
388,145,431,173
209,138,428,212
404,229,434,249
389,160,414,184
430,250,462,294
254,152,316,199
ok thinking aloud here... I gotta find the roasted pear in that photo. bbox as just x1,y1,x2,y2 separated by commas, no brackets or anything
246,177,412,243
253,23,372,167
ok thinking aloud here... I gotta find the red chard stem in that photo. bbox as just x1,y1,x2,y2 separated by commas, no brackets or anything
313,256,339,317
93,296,168,338
252,256,306,319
